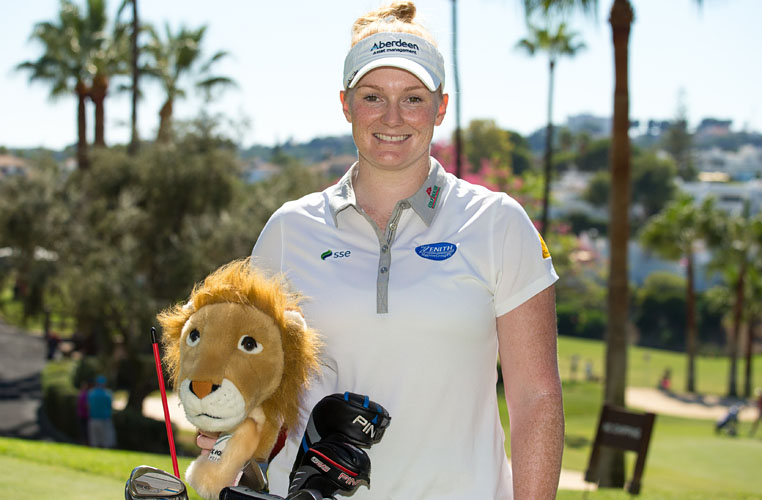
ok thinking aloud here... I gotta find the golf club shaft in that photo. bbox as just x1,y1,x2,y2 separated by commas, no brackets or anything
151,327,180,478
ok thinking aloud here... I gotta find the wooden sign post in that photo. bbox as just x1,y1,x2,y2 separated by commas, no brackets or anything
584,404,656,494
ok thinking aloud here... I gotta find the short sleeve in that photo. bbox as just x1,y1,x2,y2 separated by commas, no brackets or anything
250,211,284,276
493,196,558,317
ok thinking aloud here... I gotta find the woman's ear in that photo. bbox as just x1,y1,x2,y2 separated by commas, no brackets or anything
340,90,352,123
435,93,449,126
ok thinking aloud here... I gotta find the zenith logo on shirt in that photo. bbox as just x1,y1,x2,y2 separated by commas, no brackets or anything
320,249,351,260
415,242,456,261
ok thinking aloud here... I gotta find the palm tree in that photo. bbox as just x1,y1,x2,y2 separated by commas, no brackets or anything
118,0,140,154
17,0,94,168
18,0,127,163
525,0,707,488
142,23,234,143
744,259,762,398
516,21,585,236
639,194,721,393
708,204,762,398
89,4,130,147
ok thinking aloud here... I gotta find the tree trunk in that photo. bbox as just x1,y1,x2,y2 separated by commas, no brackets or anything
540,58,555,236
128,0,140,155
91,73,108,147
686,249,697,393
745,316,757,398
728,258,746,398
599,0,634,489
75,80,89,169
157,98,173,144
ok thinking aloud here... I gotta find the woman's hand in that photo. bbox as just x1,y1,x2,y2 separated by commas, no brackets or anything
196,430,220,457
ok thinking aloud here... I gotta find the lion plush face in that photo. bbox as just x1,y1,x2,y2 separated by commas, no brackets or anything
177,302,285,432
158,258,320,438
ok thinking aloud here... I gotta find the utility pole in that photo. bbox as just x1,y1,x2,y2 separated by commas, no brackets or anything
451,0,463,178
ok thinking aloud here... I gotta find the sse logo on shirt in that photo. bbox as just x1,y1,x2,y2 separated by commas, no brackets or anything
321,249,351,260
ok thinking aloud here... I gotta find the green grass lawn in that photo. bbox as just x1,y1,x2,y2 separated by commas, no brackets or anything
556,335,762,396
498,336,762,498
2,334,761,498
0,437,205,500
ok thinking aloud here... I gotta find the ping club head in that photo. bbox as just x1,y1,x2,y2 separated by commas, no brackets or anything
125,465,189,500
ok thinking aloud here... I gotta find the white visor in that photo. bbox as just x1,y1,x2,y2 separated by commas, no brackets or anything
343,32,445,92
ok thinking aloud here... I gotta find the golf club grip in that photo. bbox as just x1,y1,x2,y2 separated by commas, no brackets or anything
218,486,283,499
219,486,323,500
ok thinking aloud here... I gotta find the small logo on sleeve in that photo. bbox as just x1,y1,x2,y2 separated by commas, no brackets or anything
539,234,551,259
415,242,456,261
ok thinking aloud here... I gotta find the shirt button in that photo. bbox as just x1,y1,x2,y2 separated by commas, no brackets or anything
389,223,397,231
400,201,410,209
381,245,388,253
380,266,388,274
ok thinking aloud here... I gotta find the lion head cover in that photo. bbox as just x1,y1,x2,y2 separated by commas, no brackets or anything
158,258,320,500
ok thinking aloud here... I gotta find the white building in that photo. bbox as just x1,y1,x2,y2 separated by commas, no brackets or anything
679,178,762,216
695,144,762,182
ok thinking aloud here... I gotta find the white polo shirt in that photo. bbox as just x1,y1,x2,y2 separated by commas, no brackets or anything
252,157,558,500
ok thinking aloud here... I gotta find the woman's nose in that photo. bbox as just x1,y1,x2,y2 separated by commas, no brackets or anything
381,102,403,127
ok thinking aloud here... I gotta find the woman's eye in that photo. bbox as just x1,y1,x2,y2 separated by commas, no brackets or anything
363,94,380,102
238,335,263,354
406,96,423,103
186,328,201,347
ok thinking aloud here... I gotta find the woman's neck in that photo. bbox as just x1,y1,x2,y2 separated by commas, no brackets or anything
352,157,429,229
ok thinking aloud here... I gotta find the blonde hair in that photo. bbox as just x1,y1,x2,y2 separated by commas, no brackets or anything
351,1,437,48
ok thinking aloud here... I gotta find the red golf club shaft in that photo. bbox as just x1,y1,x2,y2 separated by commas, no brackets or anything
151,327,180,478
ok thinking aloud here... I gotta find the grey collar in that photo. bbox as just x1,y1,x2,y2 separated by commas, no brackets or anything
327,157,449,227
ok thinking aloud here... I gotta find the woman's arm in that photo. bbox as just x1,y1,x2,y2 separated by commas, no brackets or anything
497,284,564,499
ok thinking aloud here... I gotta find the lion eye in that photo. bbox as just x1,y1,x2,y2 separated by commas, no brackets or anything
186,328,201,347
238,335,263,354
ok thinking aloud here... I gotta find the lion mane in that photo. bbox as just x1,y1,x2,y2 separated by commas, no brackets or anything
158,257,320,446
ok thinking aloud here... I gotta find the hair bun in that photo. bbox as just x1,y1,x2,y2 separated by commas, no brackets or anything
352,1,417,35
351,1,436,48
384,1,417,23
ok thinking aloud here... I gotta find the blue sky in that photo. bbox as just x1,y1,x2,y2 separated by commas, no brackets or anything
1,0,760,150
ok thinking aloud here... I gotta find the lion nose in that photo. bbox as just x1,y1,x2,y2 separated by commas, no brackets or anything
190,381,220,399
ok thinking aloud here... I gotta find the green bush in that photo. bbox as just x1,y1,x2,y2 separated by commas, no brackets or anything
113,408,177,454
557,303,606,339
41,360,79,440
634,272,686,350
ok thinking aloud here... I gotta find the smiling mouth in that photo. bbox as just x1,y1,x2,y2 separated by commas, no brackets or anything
374,133,410,142
198,413,222,419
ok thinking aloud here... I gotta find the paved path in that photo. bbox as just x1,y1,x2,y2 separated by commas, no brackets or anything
0,320,50,439
627,386,757,421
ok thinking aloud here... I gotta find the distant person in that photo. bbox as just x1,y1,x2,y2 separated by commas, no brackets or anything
750,389,762,437
585,359,597,382
87,375,116,448
44,330,60,360
715,404,741,436
76,381,91,445
658,368,672,392
570,354,580,381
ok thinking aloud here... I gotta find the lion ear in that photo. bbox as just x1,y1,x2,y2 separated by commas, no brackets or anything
284,309,306,331
182,300,195,313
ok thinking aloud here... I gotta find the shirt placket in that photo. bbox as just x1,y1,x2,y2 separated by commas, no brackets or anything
375,200,409,314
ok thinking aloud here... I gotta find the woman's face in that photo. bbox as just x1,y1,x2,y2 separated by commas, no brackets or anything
340,67,448,173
